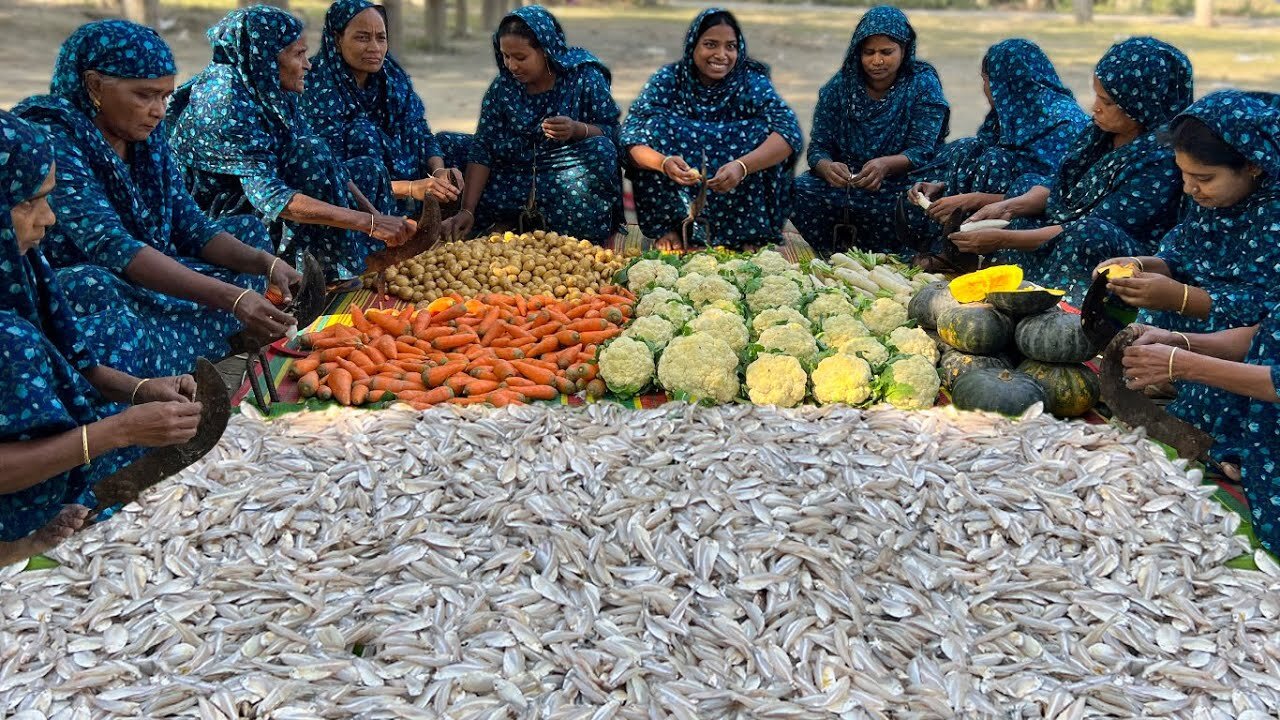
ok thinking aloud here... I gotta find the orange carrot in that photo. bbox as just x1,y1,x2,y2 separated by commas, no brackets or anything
511,360,556,386
530,323,560,339
391,359,429,374
552,376,577,395
555,330,580,347
520,384,559,401
351,383,369,406
434,333,479,351
432,301,470,324
421,386,455,405
347,349,377,370
350,304,372,333
335,356,370,382
468,366,498,382
493,360,516,381
316,385,333,401
395,340,426,357
494,347,525,361
505,322,534,340
476,306,501,335
487,389,526,407
464,345,491,361
464,379,501,396
411,307,433,336
555,344,583,369
578,329,621,345
447,394,492,406
566,317,608,332
318,347,355,362
527,336,560,357
603,307,625,325
372,334,399,360
504,376,535,387
367,377,423,394
576,363,599,382
297,371,320,398
328,368,353,405
369,310,410,337
425,360,468,387
363,345,388,365
418,326,455,341
291,355,322,377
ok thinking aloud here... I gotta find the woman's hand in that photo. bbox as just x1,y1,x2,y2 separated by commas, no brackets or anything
135,375,197,404
850,158,888,192
908,181,945,206
1093,256,1136,278
433,167,466,199
706,161,747,193
370,213,417,247
265,256,302,304
1107,273,1185,311
233,291,296,340
964,198,1018,224
947,228,1008,254
927,192,989,224
116,401,203,447
441,210,475,243
412,176,461,204
818,161,855,189
1132,325,1192,350
660,155,702,186
1122,342,1179,389
542,116,581,141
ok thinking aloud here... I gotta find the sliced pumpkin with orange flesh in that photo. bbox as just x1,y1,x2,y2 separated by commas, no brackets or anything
1098,262,1137,279
948,265,1026,303
426,297,457,313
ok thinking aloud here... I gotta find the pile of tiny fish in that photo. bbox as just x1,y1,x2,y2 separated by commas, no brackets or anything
3,403,1280,720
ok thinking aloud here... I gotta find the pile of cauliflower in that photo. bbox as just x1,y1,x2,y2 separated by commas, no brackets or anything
603,250,940,409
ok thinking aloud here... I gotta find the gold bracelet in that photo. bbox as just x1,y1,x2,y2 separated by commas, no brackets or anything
458,208,474,219
81,425,91,467
1172,331,1192,351
431,168,448,178
659,155,676,173
1168,347,1178,383
368,213,377,236
1179,283,1190,314
734,159,750,176
267,257,279,278
130,378,149,405
231,288,252,315
1129,256,1145,272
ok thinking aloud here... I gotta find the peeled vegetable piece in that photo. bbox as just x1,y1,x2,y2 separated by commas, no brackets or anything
1017,360,1100,418
1014,309,1098,363
1097,262,1137,280
938,349,1010,391
937,304,1012,355
951,368,1047,416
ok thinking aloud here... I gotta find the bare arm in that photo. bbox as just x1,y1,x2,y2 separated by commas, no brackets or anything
123,246,243,311
1178,353,1279,402
739,132,793,174
280,192,376,234
199,232,274,277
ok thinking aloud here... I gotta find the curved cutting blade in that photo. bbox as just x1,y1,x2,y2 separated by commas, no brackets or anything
363,197,443,276
288,251,328,329
91,358,231,512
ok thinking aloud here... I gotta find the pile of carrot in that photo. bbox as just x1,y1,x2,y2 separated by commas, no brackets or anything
288,288,636,409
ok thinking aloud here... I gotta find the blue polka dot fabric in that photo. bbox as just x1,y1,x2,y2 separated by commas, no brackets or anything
1236,307,1280,556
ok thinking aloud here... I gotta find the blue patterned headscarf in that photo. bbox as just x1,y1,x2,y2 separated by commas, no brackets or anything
841,7,933,113
670,8,770,113
169,5,306,176
1176,90,1280,182
1095,36,1193,131
492,6,608,84
47,19,176,116
978,39,1084,151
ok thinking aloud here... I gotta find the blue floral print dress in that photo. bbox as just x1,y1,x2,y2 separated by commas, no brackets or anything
621,8,803,250
468,5,623,242
169,6,395,280
0,111,137,542
1009,37,1193,302
1235,305,1280,555
13,20,271,378
789,6,947,253
300,0,471,216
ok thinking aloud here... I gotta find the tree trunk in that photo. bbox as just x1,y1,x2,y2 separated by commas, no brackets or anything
453,0,469,38
241,0,288,7
121,0,158,25
1073,0,1093,23
483,0,505,33
384,0,405,56
426,0,447,50
1195,0,1214,26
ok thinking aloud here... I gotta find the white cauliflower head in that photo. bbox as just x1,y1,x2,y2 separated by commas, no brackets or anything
681,253,720,277
838,335,889,367
806,291,860,324
622,314,677,351
752,249,792,275
880,354,941,410
720,258,761,290
651,300,694,327
685,275,742,310
781,269,815,292
688,307,750,353
598,337,655,396
674,272,708,298
745,353,807,407
887,326,940,364
757,323,820,366
810,353,873,405
861,297,910,336
657,333,740,404
820,314,870,349
752,306,811,336
746,275,805,313
626,259,679,292
635,287,682,317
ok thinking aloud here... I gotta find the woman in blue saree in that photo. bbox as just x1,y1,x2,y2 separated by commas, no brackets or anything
622,9,801,251
0,110,202,566
950,37,1193,302
301,0,471,215
441,6,622,244
169,5,414,280
1099,91,1280,472
790,6,947,254
13,20,300,379
908,39,1088,262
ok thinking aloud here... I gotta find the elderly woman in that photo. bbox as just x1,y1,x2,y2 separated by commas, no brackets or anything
0,111,203,566
1097,91,1280,475
14,20,299,379
622,8,802,251
301,0,471,214
908,39,1088,268
441,6,622,244
790,6,947,254
950,37,1194,301
170,5,414,280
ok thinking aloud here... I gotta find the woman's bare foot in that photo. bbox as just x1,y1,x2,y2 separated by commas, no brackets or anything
655,231,683,252
0,505,90,567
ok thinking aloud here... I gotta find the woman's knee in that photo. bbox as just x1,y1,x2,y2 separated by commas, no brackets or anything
220,215,274,253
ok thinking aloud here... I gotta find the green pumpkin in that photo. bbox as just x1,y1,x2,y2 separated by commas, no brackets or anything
951,368,1047,417
986,288,1066,318
937,304,1013,355
1017,360,1100,418
939,349,1011,391
1014,309,1098,363
907,281,960,330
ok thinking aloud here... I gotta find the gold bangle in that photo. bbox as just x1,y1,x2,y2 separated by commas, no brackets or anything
368,213,377,236
734,159,749,176
1179,283,1190,314
1168,347,1178,383
231,288,252,315
431,168,447,178
1173,331,1192,351
659,155,675,173
1129,256,1145,272
267,257,279,278
81,425,91,467
130,378,149,405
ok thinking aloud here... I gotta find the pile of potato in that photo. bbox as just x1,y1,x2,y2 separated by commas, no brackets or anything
367,231,634,305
